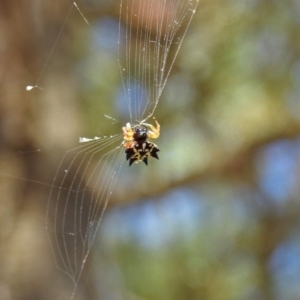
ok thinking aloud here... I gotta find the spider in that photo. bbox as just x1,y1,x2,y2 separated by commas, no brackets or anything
122,117,160,166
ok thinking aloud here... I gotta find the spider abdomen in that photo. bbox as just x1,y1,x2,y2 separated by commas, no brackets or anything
125,141,159,166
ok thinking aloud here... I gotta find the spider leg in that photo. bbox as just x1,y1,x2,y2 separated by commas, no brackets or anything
143,117,160,139
122,122,135,148
122,122,134,139
123,140,134,148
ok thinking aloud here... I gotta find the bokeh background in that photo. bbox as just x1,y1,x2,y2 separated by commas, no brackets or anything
1,0,300,299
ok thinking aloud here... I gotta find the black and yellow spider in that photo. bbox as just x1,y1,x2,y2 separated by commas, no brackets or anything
122,117,160,166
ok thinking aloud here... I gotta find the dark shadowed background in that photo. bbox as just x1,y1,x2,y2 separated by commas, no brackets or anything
1,0,300,299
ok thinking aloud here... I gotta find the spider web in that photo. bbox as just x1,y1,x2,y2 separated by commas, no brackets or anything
118,0,199,124
20,0,199,298
46,134,124,296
